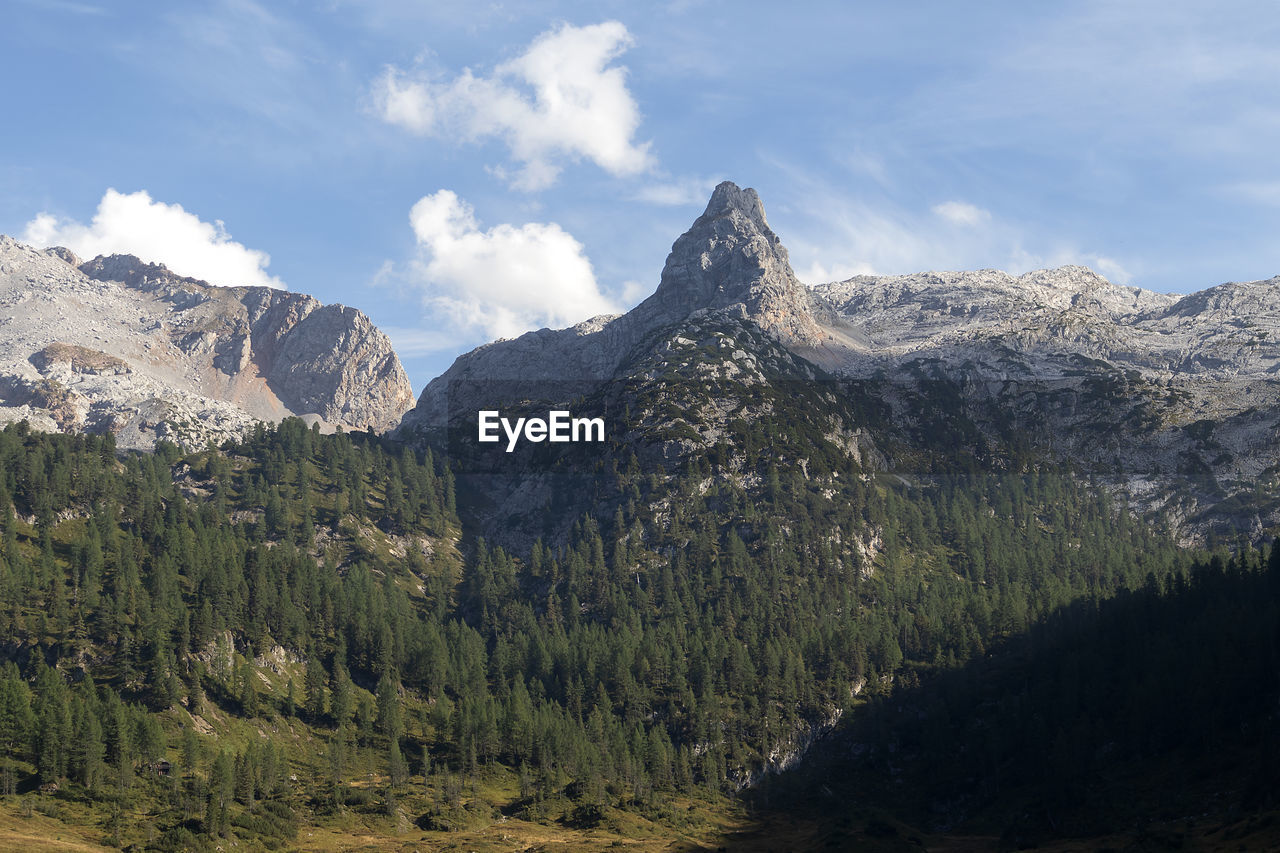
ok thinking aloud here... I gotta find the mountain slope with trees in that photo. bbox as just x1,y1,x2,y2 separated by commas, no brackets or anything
0,390,1199,849
4,181,1280,850
728,548,1280,850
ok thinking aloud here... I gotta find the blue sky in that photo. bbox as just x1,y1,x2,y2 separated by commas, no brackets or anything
5,1,1280,390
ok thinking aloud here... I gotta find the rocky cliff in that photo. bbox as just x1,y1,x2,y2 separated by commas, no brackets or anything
0,236,413,448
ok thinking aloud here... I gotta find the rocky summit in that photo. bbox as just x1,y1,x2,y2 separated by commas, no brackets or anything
402,181,1280,543
0,236,413,449
398,180,824,432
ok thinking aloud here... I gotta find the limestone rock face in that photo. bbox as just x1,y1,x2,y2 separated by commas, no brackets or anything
0,236,413,448
265,302,410,432
632,181,825,347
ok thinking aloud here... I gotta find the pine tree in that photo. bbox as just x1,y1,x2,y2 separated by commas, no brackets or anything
388,737,408,787
33,659,71,783
331,663,353,728
206,750,234,837
305,658,327,721
239,662,259,717
0,662,33,757
71,702,104,789
376,669,402,741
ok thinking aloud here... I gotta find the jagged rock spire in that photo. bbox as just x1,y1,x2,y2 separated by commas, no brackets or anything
637,181,824,347
703,181,770,229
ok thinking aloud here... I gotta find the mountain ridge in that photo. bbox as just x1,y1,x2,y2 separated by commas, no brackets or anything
0,235,414,448
401,181,1280,544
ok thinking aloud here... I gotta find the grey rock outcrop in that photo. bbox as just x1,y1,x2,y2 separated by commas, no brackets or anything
0,236,413,448
630,181,825,347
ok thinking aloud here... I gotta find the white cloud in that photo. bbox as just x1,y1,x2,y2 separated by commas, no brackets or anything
620,279,651,304
406,189,619,341
932,200,991,227
23,189,283,288
374,21,654,190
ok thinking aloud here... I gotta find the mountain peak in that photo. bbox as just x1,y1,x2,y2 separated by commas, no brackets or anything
703,181,769,230
80,253,221,295
399,181,828,433
638,182,825,347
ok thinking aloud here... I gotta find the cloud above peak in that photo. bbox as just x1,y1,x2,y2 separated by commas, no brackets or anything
406,189,619,342
932,200,991,227
23,189,283,289
375,21,654,190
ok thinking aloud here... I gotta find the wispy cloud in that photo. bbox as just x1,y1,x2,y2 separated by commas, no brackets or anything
129,0,341,144
932,201,991,227
1090,256,1133,284
373,21,655,190
767,158,1134,285
380,325,463,356
888,1,1280,163
631,175,721,207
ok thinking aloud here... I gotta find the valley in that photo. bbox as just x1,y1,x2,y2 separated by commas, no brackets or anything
0,183,1277,850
